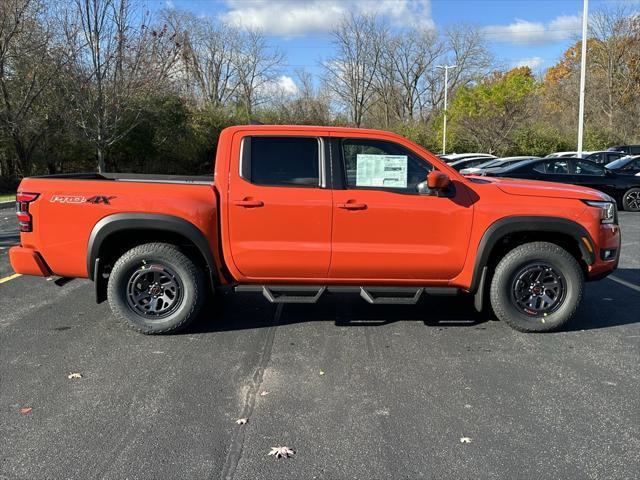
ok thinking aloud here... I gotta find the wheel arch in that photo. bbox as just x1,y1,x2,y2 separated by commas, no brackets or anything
88,213,218,303
470,216,595,300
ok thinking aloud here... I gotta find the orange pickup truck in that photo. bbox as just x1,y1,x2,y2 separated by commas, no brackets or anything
9,125,621,333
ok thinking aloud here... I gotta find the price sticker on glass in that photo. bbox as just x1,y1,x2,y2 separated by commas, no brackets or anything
355,154,408,188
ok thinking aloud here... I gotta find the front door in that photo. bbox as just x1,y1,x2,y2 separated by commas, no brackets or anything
227,135,332,279
329,136,474,281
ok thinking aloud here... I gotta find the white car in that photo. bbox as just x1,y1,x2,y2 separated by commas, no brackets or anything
439,153,496,163
545,151,593,159
460,156,540,175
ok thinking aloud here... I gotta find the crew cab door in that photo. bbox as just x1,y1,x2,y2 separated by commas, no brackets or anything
328,136,474,281
227,134,332,279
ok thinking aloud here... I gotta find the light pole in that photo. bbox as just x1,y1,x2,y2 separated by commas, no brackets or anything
437,64,457,155
577,0,589,156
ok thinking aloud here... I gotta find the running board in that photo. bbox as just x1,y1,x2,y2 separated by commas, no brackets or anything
233,285,458,305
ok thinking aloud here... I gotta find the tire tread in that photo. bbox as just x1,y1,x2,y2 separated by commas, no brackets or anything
107,242,204,334
489,241,583,333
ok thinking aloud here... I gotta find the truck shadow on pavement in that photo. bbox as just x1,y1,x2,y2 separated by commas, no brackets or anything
188,292,492,334
186,270,640,334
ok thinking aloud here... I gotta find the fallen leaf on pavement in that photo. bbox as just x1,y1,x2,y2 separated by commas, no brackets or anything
19,407,32,415
236,418,248,425
460,437,472,444
67,373,82,379
268,446,295,459
259,391,269,396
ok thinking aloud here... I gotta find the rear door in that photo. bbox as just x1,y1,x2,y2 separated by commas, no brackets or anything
328,136,473,281
227,135,332,279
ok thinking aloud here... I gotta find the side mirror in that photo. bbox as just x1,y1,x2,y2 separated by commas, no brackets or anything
427,171,451,190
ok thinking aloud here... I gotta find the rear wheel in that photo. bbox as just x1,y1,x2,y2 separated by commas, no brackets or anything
489,242,583,332
107,243,205,334
622,188,640,212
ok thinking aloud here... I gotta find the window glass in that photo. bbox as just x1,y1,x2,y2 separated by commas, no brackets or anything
533,160,569,174
341,139,433,193
575,160,604,175
247,137,319,187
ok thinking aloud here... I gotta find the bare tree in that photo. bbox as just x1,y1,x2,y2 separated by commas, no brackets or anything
234,29,284,120
323,13,386,127
386,28,442,122
0,0,61,176
164,11,240,108
425,26,493,122
60,0,180,172
588,6,640,133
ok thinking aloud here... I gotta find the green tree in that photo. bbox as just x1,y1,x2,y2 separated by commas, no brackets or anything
446,67,538,154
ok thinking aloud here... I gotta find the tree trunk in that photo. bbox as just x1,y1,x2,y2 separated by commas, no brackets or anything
97,147,105,173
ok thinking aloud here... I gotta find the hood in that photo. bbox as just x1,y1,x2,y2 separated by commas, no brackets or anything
472,176,611,201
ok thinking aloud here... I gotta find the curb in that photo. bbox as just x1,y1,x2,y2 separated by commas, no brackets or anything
0,201,15,209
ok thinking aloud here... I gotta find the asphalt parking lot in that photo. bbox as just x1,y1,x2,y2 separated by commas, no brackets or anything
0,204,638,480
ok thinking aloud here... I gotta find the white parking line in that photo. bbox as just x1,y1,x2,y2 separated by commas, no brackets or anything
608,274,640,293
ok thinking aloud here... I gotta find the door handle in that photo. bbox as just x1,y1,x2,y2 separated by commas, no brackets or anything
337,202,367,210
234,199,264,208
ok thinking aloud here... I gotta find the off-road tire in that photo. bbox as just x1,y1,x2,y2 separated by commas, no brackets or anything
489,242,583,333
107,243,205,334
622,188,640,212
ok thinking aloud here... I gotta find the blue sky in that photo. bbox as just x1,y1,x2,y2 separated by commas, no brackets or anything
153,0,639,91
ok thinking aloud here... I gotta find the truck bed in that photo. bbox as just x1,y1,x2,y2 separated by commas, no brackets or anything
31,172,213,185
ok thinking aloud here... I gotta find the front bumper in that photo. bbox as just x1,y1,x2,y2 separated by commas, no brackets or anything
9,246,51,277
586,224,620,280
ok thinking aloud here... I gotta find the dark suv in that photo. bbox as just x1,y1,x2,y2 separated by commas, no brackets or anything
608,145,640,155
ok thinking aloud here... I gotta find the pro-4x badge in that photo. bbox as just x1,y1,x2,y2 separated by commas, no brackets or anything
85,195,116,205
50,195,116,205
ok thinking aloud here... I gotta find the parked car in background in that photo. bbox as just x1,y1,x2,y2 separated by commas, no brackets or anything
584,150,627,165
545,151,592,159
459,156,540,175
448,156,501,171
608,145,640,155
605,155,640,176
439,153,496,163
482,157,640,211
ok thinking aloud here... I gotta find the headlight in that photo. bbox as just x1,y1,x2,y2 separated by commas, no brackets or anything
584,200,616,224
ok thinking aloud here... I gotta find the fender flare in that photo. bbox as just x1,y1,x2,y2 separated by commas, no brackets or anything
87,213,217,286
469,216,595,294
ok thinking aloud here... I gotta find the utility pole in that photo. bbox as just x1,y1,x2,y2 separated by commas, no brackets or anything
437,65,457,155
577,0,589,156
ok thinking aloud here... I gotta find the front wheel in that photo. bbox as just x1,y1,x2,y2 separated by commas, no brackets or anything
107,243,205,334
489,242,584,332
622,188,640,212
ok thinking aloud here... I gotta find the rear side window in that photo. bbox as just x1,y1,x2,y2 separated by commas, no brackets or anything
533,160,569,174
575,160,604,175
241,136,319,187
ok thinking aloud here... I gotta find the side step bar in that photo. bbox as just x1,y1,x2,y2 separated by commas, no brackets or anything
234,285,459,305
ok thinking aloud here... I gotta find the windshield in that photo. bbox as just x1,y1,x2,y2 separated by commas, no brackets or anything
474,158,501,168
496,159,538,172
606,157,632,169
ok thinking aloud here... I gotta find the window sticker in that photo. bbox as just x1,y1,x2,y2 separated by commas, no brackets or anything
355,154,408,188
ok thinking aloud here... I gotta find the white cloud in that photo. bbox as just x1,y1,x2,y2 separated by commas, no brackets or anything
484,14,582,45
258,75,299,98
220,0,433,36
513,56,543,69
276,75,299,96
